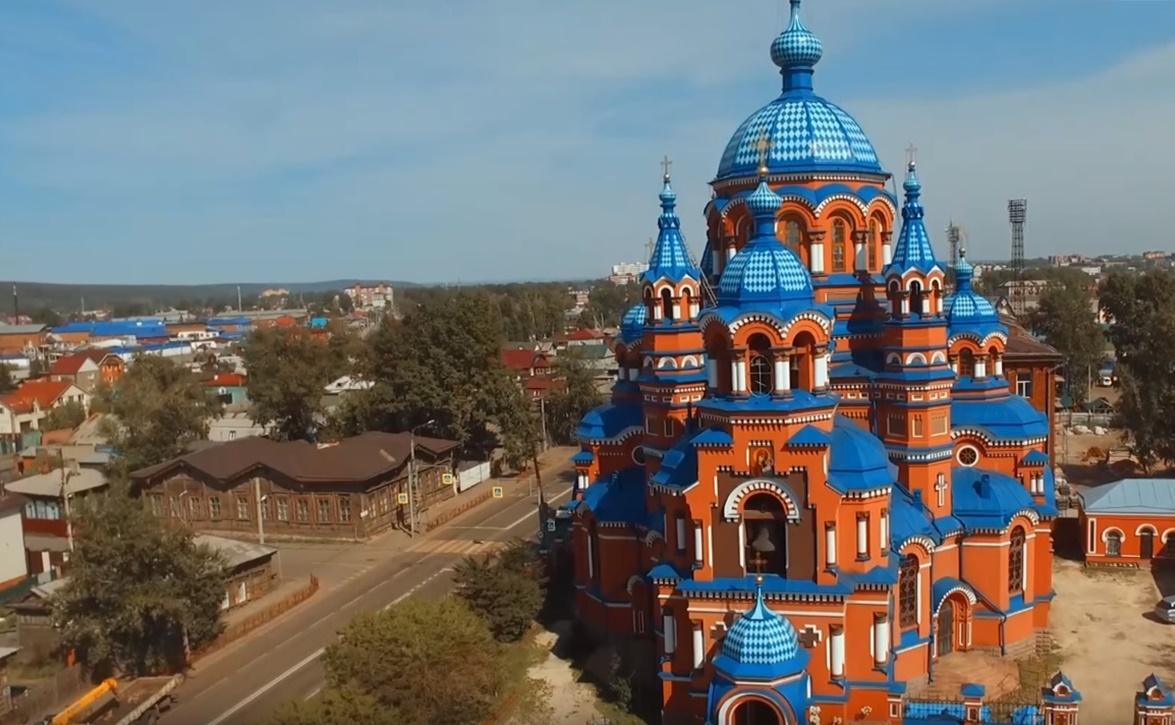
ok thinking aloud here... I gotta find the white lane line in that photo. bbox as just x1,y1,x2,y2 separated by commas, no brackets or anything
499,486,572,532
207,648,324,725
383,567,453,610
304,684,323,701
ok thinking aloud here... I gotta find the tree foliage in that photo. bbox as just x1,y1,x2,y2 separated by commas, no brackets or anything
244,327,352,441
545,350,603,445
1028,275,1103,405
1099,269,1175,471
52,486,226,677
0,365,15,394
104,356,221,473
339,292,532,459
319,597,501,725
269,687,387,725
45,400,87,430
578,281,641,330
453,539,545,642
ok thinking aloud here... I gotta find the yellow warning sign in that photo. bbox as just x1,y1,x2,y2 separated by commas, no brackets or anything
492,486,504,499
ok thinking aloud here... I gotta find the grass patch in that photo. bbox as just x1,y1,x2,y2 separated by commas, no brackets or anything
490,625,555,725
995,645,1065,704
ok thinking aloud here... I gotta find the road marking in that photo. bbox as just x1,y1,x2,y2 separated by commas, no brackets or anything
304,684,322,701
207,648,324,725
383,567,452,609
498,486,573,532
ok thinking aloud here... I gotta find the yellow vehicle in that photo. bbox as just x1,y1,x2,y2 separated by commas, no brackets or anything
52,678,118,725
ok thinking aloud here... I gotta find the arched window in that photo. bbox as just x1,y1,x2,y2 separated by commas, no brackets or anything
742,493,788,576
1140,527,1156,559
681,288,693,320
733,699,781,725
958,349,975,378
643,288,655,320
832,220,847,272
888,280,902,317
899,555,919,628
1009,527,1025,593
660,288,674,321
785,221,801,252
1164,531,1175,559
791,331,817,392
910,280,924,316
868,219,880,269
1106,530,1123,557
748,333,773,395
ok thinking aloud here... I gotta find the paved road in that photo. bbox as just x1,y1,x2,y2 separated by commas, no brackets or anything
161,469,573,725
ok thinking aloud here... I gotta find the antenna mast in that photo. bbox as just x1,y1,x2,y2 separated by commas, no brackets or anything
1008,199,1028,315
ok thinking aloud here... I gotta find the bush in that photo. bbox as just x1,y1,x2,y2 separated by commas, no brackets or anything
454,539,545,642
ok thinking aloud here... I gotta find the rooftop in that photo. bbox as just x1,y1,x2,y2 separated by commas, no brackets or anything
194,534,277,568
6,467,107,498
1081,478,1175,515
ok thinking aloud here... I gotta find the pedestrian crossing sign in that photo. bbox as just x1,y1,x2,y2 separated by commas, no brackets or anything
492,486,504,499
397,492,409,505
442,472,456,485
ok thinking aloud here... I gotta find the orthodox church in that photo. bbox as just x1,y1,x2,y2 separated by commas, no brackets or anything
569,2,1058,723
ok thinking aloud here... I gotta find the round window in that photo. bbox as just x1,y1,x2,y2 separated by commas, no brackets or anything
632,446,647,466
957,446,979,467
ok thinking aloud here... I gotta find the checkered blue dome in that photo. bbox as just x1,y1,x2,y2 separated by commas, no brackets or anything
946,252,998,324
642,175,701,285
771,0,822,70
718,182,814,307
885,162,941,277
619,304,647,344
720,586,802,668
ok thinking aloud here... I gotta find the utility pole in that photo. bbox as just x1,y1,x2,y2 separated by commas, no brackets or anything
538,395,548,452
407,419,435,536
59,451,74,553
237,285,243,312
254,477,266,545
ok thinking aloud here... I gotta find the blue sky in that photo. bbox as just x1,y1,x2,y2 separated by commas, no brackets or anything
1,0,1174,284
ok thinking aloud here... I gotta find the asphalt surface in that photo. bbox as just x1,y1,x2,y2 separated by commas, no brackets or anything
158,469,572,725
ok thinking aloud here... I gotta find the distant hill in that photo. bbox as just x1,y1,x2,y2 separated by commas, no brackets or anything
7,279,419,315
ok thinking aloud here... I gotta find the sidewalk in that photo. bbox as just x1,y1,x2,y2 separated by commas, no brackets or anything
222,576,318,629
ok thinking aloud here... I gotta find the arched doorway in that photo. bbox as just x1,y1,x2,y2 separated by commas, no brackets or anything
1141,528,1156,560
937,599,954,657
732,699,783,725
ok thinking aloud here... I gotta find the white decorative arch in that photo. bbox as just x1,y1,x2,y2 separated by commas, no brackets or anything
722,479,801,522
980,332,1009,347
906,277,925,292
1161,527,1175,544
625,574,646,594
886,352,901,366
898,536,937,557
776,195,818,216
643,356,654,369
932,582,978,617
931,351,947,365
814,193,868,216
643,529,664,546
1136,524,1159,535
657,357,677,370
866,196,898,218
906,352,928,366
1100,526,1125,543
680,355,700,369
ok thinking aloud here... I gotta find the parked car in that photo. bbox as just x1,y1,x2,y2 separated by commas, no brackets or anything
1154,595,1175,623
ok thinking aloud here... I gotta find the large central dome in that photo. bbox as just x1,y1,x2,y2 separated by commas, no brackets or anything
715,0,882,181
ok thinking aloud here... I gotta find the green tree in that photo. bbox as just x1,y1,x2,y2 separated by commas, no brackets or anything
244,328,347,441
1028,276,1103,406
44,400,87,430
52,486,226,677
0,365,15,394
1099,269,1175,471
28,357,47,378
545,350,603,445
320,597,501,725
104,355,221,473
269,687,387,725
453,540,544,642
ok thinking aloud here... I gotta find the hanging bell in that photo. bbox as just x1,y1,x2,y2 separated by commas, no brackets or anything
750,525,776,554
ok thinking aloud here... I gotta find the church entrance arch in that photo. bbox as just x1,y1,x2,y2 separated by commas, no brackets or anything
937,599,954,657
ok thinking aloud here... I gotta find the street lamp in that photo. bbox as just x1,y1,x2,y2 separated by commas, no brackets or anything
407,419,436,536
58,452,75,553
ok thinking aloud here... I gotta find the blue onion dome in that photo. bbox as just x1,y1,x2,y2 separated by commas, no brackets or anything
946,250,1000,327
885,161,940,276
771,0,822,70
718,179,814,308
642,172,701,285
619,303,647,344
715,1,881,180
716,580,808,677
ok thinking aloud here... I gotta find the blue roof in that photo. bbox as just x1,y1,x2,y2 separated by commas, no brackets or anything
1140,674,1174,708
692,428,734,447
1020,450,1049,466
575,403,642,442
952,468,1035,530
1082,479,1175,515
641,176,700,285
53,320,168,338
207,316,252,326
787,425,831,448
571,450,594,465
717,182,815,309
890,486,942,549
618,304,647,344
712,583,808,680
885,162,941,277
827,415,896,492
951,392,1049,442
932,577,975,614
651,432,701,490
579,467,647,526
946,253,1005,341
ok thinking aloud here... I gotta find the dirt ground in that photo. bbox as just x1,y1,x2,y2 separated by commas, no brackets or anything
1050,559,1175,723
520,627,612,725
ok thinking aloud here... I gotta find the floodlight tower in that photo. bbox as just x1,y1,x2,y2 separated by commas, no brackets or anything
1008,199,1027,314
946,221,961,268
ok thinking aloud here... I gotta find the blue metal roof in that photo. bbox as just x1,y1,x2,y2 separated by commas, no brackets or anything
787,425,831,448
650,432,700,490
931,577,975,614
618,304,647,344
1140,674,1174,708
53,320,168,338
712,583,808,680
952,467,1035,530
571,450,594,465
827,415,896,492
575,403,642,442
885,162,942,277
641,176,701,285
1081,478,1175,515
717,182,815,309
579,466,647,525
890,487,942,549
946,253,1005,342
951,392,1049,442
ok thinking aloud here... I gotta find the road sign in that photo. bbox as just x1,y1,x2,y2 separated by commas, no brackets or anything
546,519,556,532
442,472,456,485
492,486,504,499
397,492,409,505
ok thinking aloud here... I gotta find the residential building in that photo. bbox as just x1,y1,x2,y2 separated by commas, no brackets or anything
0,324,47,356
568,288,590,308
130,432,459,540
51,320,169,347
324,375,374,396
1002,318,1063,458
609,262,648,285
996,279,1049,313
208,410,269,442
344,282,395,310
8,379,90,415
194,534,279,609
1079,479,1175,565
0,495,27,592
203,372,249,406
501,347,554,379
47,353,101,392
8,467,107,578
566,6,1059,722
11,578,66,663
0,398,44,455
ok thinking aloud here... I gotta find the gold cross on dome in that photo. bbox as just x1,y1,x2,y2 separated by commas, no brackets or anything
660,154,673,180
755,133,772,173
905,143,918,167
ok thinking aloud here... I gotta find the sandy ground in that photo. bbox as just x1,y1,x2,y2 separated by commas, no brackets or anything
521,628,609,725
1050,559,1175,723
